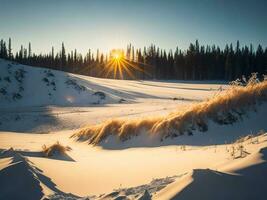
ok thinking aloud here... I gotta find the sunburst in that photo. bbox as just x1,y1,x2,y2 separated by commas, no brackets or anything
100,49,147,79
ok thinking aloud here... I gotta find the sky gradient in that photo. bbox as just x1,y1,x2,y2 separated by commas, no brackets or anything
0,0,266,54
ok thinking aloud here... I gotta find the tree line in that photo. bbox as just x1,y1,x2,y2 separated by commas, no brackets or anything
0,38,266,80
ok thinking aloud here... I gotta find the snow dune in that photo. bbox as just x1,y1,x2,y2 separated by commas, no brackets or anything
73,76,267,147
154,144,267,200
0,148,79,200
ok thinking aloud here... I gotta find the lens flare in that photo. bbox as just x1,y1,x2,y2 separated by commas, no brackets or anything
99,49,147,79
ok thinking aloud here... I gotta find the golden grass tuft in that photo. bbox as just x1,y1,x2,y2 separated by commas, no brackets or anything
72,74,267,145
42,141,72,157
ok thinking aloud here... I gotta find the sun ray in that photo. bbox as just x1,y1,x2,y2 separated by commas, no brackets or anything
97,48,151,80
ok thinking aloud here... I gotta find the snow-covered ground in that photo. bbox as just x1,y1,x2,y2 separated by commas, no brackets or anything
0,59,225,132
0,59,266,200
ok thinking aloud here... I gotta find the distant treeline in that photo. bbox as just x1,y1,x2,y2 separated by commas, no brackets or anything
0,38,266,80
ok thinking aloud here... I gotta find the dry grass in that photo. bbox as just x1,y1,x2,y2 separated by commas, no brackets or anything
72,74,267,145
42,141,72,157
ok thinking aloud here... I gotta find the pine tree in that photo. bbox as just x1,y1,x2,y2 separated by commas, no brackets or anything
255,44,264,75
2,41,8,58
0,39,3,58
61,42,67,69
23,48,27,61
8,38,12,59
19,45,23,61
28,42,32,58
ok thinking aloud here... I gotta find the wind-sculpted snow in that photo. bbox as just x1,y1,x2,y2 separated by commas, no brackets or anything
0,148,78,200
73,75,267,145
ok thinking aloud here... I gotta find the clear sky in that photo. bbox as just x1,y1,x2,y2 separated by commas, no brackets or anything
0,0,266,55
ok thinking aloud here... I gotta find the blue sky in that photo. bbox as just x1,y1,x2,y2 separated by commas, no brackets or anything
0,0,266,54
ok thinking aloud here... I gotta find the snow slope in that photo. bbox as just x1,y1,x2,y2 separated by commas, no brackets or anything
0,59,119,108
0,59,226,109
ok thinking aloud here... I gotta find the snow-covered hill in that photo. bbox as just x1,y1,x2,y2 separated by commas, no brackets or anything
0,59,119,108
0,59,227,109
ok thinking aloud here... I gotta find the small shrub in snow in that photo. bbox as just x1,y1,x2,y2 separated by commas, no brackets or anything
93,91,106,100
65,78,86,92
42,70,56,91
237,143,246,158
12,93,22,100
42,77,49,84
14,68,26,83
230,139,250,159
3,76,11,83
0,88,7,95
45,70,55,77
42,141,72,157
225,144,229,152
19,86,24,92
50,81,56,90
180,145,186,151
119,98,126,103
15,115,21,121
65,79,76,86
230,146,236,158
187,130,193,136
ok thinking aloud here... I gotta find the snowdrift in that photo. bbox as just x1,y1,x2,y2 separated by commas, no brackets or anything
0,149,44,200
0,59,119,108
73,75,267,146
0,148,79,200
154,146,267,200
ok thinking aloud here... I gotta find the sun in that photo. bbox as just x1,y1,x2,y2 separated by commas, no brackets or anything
114,53,121,60
100,48,145,79
111,50,124,61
